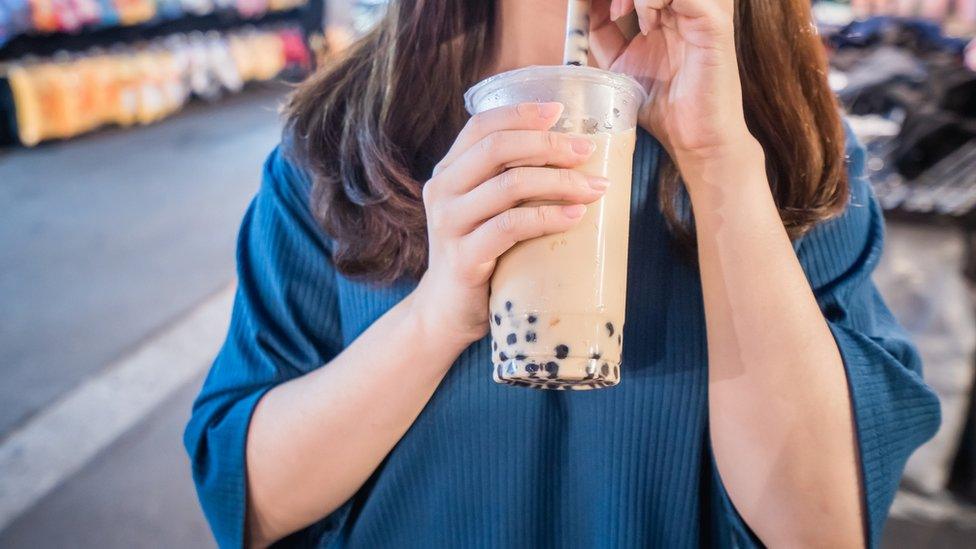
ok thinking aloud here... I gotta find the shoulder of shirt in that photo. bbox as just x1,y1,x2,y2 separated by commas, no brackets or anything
263,131,314,198
257,131,336,253
794,119,885,293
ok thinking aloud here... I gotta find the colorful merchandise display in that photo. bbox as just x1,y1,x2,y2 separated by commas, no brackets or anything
0,0,307,43
2,25,308,146
0,0,34,46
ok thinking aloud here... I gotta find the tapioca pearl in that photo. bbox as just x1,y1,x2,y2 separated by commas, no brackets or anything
515,354,526,361
545,361,559,375
605,322,615,337
527,315,537,324
494,314,502,326
525,363,539,373
554,345,569,359
590,352,601,360
601,363,610,376
507,333,517,345
495,363,503,378
492,340,498,351
505,300,513,312
617,334,622,345
525,331,537,343
506,362,517,376
499,351,509,361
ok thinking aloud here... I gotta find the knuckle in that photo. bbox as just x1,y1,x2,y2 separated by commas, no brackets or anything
571,170,591,192
535,205,550,226
559,168,575,189
422,180,437,205
427,206,444,232
513,103,529,119
495,209,519,235
468,112,486,134
544,131,561,152
479,132,499,158
497,169,521,193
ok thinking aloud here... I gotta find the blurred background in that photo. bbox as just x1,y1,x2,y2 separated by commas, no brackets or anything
1,0,975,547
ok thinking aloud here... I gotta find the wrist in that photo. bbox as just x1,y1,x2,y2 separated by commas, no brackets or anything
405,283,478,361
673,131,763,172
675,136,767,200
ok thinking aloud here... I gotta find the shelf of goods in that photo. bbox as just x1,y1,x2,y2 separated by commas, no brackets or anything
0,0,324,146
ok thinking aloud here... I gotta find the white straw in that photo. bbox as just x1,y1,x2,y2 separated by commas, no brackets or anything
562,0,591,66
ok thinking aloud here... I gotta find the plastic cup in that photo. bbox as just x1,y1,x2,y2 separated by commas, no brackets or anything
464,65,646,390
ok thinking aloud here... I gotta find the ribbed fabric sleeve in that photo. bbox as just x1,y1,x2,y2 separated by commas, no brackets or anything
713,129,941,548
183,145,347,548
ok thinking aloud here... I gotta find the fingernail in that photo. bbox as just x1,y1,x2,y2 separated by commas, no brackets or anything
562,204,586,219
610,2,619,20
538,102,563,119
571,137,595,155
587,176,610,191
638,15,648,36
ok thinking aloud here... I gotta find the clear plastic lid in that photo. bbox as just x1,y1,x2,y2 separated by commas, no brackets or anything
464,65,647,134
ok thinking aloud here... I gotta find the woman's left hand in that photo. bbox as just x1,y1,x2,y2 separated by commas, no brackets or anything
590,0,759,168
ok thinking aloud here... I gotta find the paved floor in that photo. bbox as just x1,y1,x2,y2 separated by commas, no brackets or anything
0,376,213,548
0,85,283,436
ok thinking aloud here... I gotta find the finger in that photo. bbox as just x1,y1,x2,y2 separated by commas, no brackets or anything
634,0,667,35
669,0,733,18
610,0,636,21
591,0,629,67
432,102,564,177
450,167,608,232
437,130,596,195
461,204,587,265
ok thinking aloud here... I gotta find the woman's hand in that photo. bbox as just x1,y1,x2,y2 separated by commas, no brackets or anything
590,0,760,169
410,102,608,353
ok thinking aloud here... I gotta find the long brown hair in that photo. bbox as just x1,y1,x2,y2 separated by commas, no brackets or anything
286,0,847,283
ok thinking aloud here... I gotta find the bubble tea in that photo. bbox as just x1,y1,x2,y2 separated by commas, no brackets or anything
464,65,645,390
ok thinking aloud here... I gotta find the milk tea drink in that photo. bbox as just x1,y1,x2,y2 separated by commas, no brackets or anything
464,66,645,390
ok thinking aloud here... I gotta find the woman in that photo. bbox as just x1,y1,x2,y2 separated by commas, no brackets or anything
185,1,940,547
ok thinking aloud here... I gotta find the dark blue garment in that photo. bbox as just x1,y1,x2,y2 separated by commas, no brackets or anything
184,129,941,548
830,16,970,55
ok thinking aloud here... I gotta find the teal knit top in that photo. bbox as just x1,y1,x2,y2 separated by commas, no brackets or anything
184,129,940,548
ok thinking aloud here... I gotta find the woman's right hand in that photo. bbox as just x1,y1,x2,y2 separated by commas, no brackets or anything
409,102,609,355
